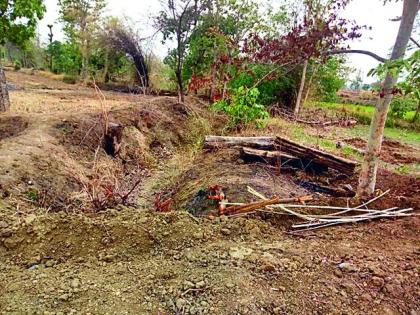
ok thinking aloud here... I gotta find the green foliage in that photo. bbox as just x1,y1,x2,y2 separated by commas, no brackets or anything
13,60,21,71
0,0,46,45
213,87,269,127
229,64,296,106
389,97,417,119
315,57,350,102
47,40,82,75
26,189,39,202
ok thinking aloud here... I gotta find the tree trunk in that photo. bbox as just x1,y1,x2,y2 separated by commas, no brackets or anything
303,63,318,104
294,59,308,116
357,0,419,197
175,70,184,103
0,65,10,112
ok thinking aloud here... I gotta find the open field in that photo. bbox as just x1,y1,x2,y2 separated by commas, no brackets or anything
0,69,419,314
311,101,419,130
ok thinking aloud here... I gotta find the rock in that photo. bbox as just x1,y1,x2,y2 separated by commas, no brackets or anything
45,260,55,268
0,221,8,229
361,292,372,302
139,217,148,224
229,246,253,260
334,269,343,278
3,237,22,249
225,282,235,289
220,228,231,236
372,276,385,287
195,280,206,289
338,262,356,272
193,231,204,240
70,278,80,289
0,228,13,238
58,293,70,302
367,265,385,277
24,214,36,225
260,262,276,272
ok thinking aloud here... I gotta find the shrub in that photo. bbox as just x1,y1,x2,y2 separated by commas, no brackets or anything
389,97,417,119
13,60,21,71
213,87,269,128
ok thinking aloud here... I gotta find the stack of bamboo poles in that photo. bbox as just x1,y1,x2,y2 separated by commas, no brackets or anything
222,187,415,232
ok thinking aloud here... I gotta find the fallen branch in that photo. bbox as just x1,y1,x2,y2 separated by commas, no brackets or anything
224,195,313,215
225,187,413,232
205,135,357,174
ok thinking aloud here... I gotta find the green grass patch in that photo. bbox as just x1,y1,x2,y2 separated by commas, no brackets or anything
309,101,418,130
344,125,420,146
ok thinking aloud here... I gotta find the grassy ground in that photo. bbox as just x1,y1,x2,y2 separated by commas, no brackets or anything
311,101,418,130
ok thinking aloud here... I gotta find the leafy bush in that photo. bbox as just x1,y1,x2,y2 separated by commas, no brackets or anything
389,97,417,119
13,60,21,71
213,87,269,128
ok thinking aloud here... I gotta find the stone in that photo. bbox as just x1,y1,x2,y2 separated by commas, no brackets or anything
338,262,356,272
58,294,70,302
195,280,206,289
372,276,385,287
229,246,253,260
0,228,12,238
24,214,36,225
220,228,231,236
70,278,80,289
45,260,55,268
3,237,22,249
334,269,343,278
225,282,235,289
260,263,276,272
0,221,8,229
193,231,204,240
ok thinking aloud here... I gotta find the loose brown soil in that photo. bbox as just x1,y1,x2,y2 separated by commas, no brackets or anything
0,69,419,315
345,137,420,164
0,115,28,141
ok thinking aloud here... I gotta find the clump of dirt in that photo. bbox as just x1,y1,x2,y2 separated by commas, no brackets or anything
345,137,420,164
156,148,311,217
0,116,28,141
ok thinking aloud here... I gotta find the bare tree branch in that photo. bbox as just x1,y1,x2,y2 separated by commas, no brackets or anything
410,37,420,48
326,49,388,63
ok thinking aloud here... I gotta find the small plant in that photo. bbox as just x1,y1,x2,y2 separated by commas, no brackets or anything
213,87,269,128
26,189,39,202
13,60,22,71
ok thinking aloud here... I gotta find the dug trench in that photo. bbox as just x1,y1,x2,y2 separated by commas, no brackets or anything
0,94,419,314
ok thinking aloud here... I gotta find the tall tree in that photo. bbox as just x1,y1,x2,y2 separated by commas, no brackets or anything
0,0,45,112
155,0,203,103
357,0,419,197
58,0,106,81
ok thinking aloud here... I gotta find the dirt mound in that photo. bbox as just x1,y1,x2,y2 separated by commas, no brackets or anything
0,116,28,141
345,137,420,164
155,149,311,217
0,95,221,213
1,207,419,314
